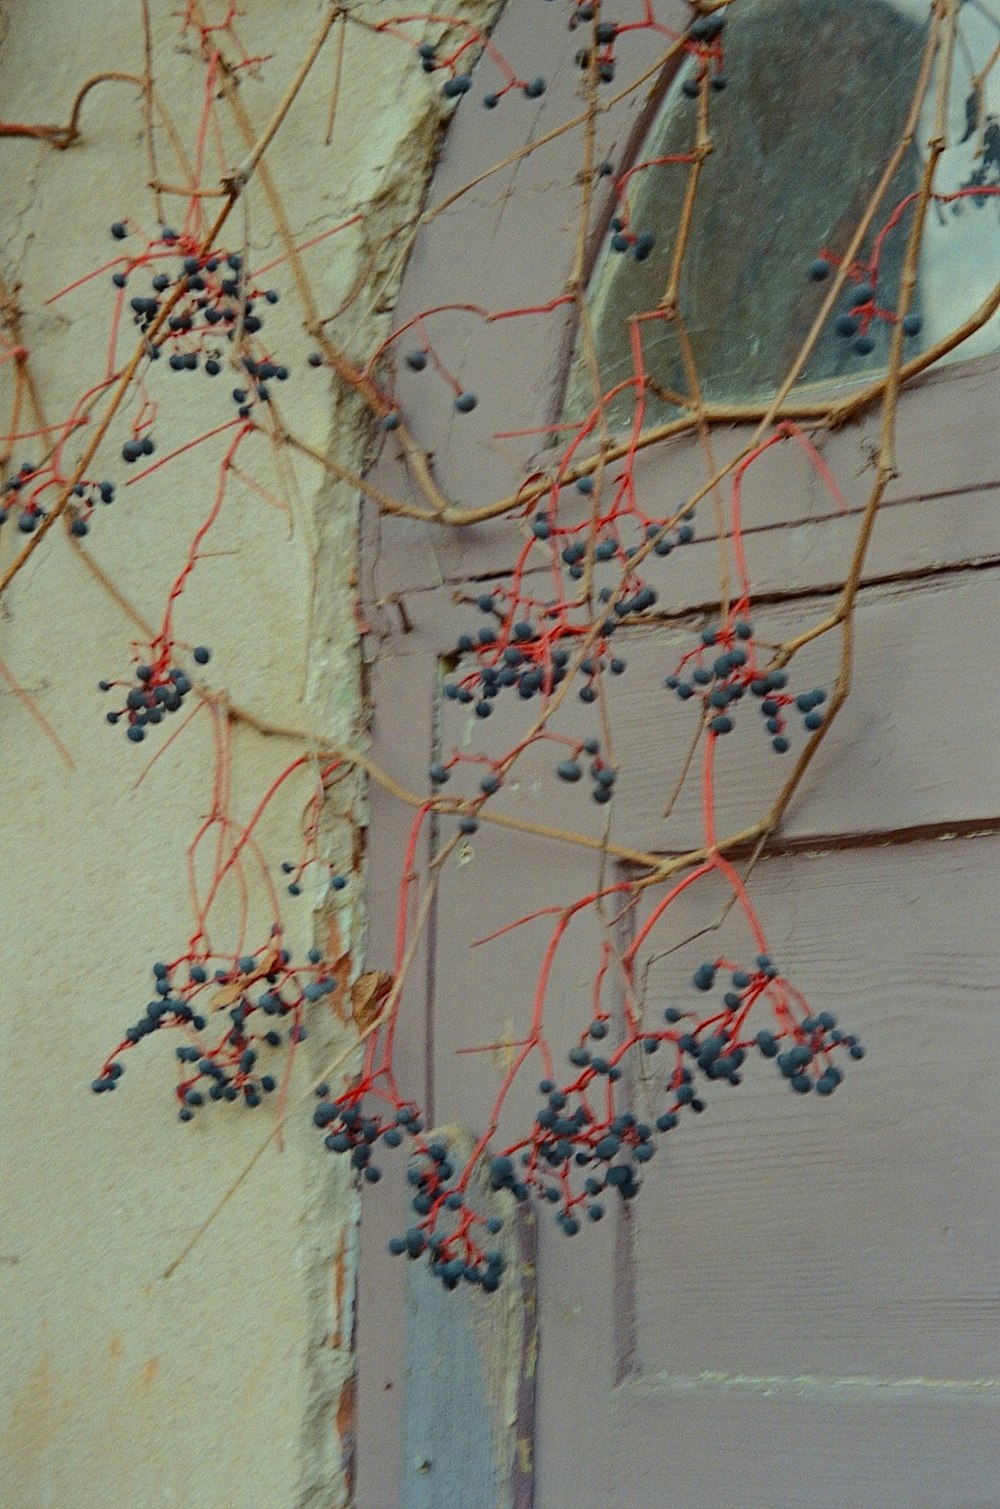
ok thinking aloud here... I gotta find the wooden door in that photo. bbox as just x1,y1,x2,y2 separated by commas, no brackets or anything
355,4,1000,1504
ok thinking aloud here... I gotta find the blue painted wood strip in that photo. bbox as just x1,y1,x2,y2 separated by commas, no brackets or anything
402,1142,536,1509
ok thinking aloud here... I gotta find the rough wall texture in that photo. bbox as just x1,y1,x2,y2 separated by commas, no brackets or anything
0,3,495,1505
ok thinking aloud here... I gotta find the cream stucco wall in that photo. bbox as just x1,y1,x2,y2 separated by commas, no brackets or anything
0,3,494,1505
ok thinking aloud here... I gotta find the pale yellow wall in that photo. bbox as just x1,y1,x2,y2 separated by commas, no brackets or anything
0,3,494,1505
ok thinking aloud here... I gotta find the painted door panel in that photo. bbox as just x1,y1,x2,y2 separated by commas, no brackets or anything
356,3,1000,1503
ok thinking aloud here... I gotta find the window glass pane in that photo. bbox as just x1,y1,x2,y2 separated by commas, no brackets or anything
567,0,1000,429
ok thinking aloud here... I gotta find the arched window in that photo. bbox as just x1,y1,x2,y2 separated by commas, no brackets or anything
567,0,1000,428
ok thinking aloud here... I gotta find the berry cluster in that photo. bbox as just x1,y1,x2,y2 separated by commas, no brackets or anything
93,917,864,1291
413,35,545,111
228,355,290,418
527,1086,650,1226
609,218,656,261
664,615,828,752
393,1138,507,1291
572,17,625,85
108,224,288,409
62,0,916,1310
310,1090,509,1291
454,953,865,1253
755,1011,865,1094
0,461,115,536
445,598,567,714
554,737,619,803
66,477,116,536
490,1060,657,1234
806,257,923,353
681,10,728,95
121,432,156,464
684,952,863,1099
313,1093,408,1181
100,645,210,743
428,728,618,816
441,569,657,722
92,942,337,1119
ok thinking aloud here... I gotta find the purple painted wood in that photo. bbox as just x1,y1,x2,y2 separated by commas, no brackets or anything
359,579,1000,1506
357,3,1000,1503
362,0,689,603
603,569,1000,853
606,841,1000,1508
628,839,1000,1385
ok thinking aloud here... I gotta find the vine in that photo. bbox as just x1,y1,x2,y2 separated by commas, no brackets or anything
2,0,997,1302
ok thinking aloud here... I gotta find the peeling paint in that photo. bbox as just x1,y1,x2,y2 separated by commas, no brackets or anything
331,1228,347,1353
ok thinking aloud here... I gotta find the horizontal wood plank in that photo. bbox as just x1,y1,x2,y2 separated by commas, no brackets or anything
364,364,1000,603
605,567,1000,850
610,1379,1000,1509
420,568,1000,860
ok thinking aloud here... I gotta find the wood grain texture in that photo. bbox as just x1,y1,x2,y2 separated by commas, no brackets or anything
405,567,1000,863
627,837,1000,1384
360,592,1000,1479
604,568,1000,853
609,1381,1000,1509
365,242,1000,599
357,3,1000,1502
